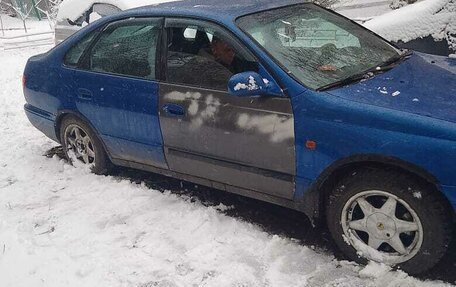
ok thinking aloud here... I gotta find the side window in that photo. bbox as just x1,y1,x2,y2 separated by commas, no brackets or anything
64,30,98,67
166,21,258,91
88,18,161,80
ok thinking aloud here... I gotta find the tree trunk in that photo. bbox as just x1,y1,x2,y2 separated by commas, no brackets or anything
0,14,4,36
22,18,27,33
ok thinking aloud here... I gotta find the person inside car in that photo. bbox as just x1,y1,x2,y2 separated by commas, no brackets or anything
199,34,258,74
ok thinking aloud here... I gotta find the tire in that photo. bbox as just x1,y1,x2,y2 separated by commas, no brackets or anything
59,115,110,175
326,168,453,275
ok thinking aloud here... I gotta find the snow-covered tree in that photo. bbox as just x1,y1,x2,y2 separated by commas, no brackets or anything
32,0,62,28
0,0,4,36
3,0,40,33
47,0,62,23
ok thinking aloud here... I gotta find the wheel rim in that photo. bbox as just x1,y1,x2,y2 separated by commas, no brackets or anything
64,124,96,165
341,190,423,265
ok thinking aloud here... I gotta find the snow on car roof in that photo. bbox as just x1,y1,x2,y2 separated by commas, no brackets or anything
364,0,455,47
57,0,180,21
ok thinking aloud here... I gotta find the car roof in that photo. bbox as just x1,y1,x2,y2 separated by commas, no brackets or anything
127,0,307,23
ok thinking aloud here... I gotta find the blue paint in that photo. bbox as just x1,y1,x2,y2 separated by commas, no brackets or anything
227,71,282,97
327,53,456,123
162,103,186,117
68,68,167,168
23,1,456,211
442,185,456,208
24,104,59,142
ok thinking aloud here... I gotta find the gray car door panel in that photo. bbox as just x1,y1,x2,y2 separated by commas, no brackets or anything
159,83,296,199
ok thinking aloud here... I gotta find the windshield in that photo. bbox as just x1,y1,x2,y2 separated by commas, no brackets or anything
236,4,401,90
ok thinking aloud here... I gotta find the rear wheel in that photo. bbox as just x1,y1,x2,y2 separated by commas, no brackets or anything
60,115,109,174
326,168,452,275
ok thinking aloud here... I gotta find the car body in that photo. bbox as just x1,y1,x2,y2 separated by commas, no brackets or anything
24,0,455,274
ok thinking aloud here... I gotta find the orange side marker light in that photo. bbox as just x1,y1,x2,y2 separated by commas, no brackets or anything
305,140,317,150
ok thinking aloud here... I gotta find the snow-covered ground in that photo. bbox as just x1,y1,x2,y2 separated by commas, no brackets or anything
0,14,52,37
0,14,53,50
0,46,454,286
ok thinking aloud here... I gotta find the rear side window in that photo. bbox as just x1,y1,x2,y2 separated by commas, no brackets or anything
64,30,97,67
88,18,161,80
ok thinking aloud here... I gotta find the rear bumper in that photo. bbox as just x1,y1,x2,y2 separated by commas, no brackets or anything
24,104,59,142
441,184,456,211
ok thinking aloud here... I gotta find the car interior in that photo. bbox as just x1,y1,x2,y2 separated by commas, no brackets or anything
166,26,259,90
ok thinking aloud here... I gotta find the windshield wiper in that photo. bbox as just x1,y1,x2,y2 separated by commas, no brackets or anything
317,49,413,91
317,71,375,91
377,49,413,71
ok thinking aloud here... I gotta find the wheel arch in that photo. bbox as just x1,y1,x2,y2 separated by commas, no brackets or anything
305,154,452,223
55,110,113,161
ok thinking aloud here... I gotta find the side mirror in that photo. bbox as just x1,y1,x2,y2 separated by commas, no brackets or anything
228,71,282,97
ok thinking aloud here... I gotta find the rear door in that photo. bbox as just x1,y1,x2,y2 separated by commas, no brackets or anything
159,18,296,199
67,17,167,168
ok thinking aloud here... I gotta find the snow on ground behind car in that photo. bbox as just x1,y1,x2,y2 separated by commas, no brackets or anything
0,14,52,37
0,14,54,50
0,47,454,287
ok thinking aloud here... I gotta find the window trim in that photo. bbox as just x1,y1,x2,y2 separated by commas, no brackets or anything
72,16,165,81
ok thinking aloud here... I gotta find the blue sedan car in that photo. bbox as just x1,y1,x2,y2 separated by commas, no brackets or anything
23,0,455,274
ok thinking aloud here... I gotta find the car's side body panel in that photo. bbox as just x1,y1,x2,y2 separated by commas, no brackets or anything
24,104,58,142
442,185,456,209
158,82,296,199
68,69,167,168
290,88,456,180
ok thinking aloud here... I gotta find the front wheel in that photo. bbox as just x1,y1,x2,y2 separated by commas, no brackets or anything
60,115,109,174
326,169,453,275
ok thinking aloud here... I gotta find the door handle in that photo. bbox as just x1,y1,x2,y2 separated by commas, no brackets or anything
77,88,93,100
162,103,185,117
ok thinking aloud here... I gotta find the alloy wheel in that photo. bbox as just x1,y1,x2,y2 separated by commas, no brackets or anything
341,190,423,264
64,124,96,165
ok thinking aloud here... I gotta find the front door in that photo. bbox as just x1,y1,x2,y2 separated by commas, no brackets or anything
159,19,296,199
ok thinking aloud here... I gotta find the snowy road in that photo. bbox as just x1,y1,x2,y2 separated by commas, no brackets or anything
0,47,454,287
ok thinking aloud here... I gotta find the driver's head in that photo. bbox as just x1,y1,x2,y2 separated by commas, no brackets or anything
211,35,235,66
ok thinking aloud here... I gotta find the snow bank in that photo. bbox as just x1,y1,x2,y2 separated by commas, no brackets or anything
0,47,454,286
57,0,179,21
364,0,456,49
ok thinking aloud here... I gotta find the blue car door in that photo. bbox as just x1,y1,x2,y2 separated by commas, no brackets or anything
69,17,167,168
